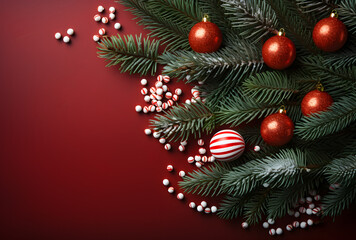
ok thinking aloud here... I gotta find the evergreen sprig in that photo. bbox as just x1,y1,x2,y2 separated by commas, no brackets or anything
323,184,356,217
97,34,160,75
324,155,356,187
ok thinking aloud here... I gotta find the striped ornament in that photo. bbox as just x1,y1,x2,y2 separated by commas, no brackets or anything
209,130,245,161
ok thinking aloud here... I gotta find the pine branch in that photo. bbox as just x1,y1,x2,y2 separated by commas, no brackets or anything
324,39,356,69
242,71,299,104
338,0,356,34
218,193,253,219
323,184,356,217
149,101,215,142
216,91,301,127
221,0,279,43
199,0,233,33
97,34,160,75
158,37,263,83
324,155,356,187
243,188,271,224
295,92,356,140
221,149,329,196
120,0,201,50
296,0,337,19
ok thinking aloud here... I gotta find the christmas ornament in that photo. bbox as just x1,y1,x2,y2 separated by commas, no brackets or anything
188,15,222,53
313,10,348,52
261,106,294,146
262,28,296,70
209,130,245,161
301,83,333,116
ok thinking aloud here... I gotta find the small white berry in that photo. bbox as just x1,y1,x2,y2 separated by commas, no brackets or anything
194,155,201,161
300,221,307,229
94,14,101,22
109,13,115,20
177,193,184,200
153,132,161,138
168,186,174,193
262,222,269,228
162,179,169,186
189,202,196,208
180,140,187,146
307,219,313,226
197,205,203,212
167,165,173,172
109,6,116,13
67,28,74,35
276,228,283,235
195,162,202,168
241,222,248,229
97,5,105,12
178,145,185,151
306,196,313,203
198,139,204,146
140,79,147,85
254,145,261,152
178,171,185,178
135,105,142,112
144,129,152,135
144,95,151,102
187,156,194,164
199,148,206,155
294,211,300,218
204,208,211,214
211,206,217,213
164,143,171,151
114,22,121,30
93,35,100,42
54,32,61,39
269,229,276,236
201,201,207,208
159,138,166,144
286,224,293,231
292,221,300,228
267,219,275,225
102,17,109,24
63,36,70,43
306,208,313,215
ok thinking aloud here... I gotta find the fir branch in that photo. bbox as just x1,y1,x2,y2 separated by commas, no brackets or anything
295,92,356,140
338,0,356,34
242,71,299,104
159,37,263,83
324,155,356,187
324,39,356,69
218,193,253,219
323,184,356,217
221,149,328,196
221,0,279,43
150,101,215,142
243,188,271,224
97,34,160,75
296,0,337,19
200,0,233,33
120,0,201,50
216,91,301,126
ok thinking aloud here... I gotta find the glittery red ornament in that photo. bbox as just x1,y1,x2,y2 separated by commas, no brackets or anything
301,89,334,116
313,11,348,52
189,16,222,53
262,29,296,70
261,108,294,146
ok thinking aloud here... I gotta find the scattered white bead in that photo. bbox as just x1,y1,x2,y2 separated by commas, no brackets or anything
153,132,160,138
199,148,206,155
269,229,276,236
300,221,307,229
167,165,173,172
204,208,211,214
276,228,283,235
109,13,115,20
162,102,169,109
163,75,170,83
177,193,184,200
262,182,270,188
314,195,321,201
114,22,121,30
211,206,217,213
208,156,215,162
140,79,147,85
195,162,202,168
97,5,105,12
186,75,191,81
191,98,197,103
168,186,174,193
286,224,293,231
55,32,61,39
178,145,185,152
294,211,300,218
187,156,194,164
309,203,315,209
254,145,261,152
143,106,149,113
267,219,275,225
185,99,191,105
109,6,116,13
99,28,106,36
162,85,168,92
313,207,321,214
175,88,182,95
63,36,70,43
306,197,313,203
194,155,201,162
165,92,172,99
197,205,203,212
201,156,208,163
299,206,306,213
148,105,156,112
159,138,166,144
287,209,295,216
155,81,163,88
94,14,101,22
241,222,248,229
180,140,187,146
141,88,148,95
144,129,152,135
172,94,179,101
102,17,109,24
201,201,207,208
189,202,196,208
292,221,300,228
144,95,151,102
307,219,313,226
93,34,100,42
162,179,169,186
198,139,204,146
156,88,163,95
67,28,74,35
262,222,269,228
156,106,162,112
178,171,185,178
135,105,142,112
164,143,171,151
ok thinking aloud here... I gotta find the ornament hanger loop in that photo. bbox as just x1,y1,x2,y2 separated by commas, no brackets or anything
331,10,338,18
279,105,287,114
316,81,324,91
278,28,285,36
202,14,210,22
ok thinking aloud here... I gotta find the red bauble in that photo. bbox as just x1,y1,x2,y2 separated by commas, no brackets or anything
262,34,296,70
261,112,294,146
189,18,222,53
301,90,333,116
313,13,348,52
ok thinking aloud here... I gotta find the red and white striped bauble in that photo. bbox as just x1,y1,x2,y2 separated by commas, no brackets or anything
209,130,245,161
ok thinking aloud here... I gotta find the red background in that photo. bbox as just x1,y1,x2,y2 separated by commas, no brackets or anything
0,1,354,239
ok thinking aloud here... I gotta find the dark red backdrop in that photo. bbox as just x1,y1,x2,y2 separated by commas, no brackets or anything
0,0,354,239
